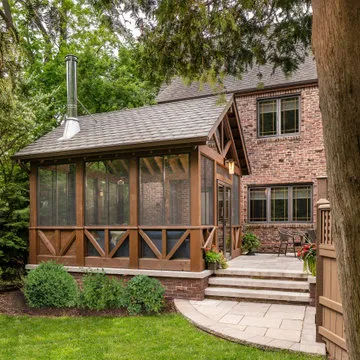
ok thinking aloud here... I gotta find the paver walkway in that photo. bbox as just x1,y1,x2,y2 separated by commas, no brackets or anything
175,299,326,356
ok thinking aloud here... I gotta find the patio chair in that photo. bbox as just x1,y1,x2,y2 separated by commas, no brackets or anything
278,229,303,257
297,229,316,244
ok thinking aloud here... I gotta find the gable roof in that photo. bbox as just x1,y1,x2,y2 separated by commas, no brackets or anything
14,95,231,160
157,56,317,103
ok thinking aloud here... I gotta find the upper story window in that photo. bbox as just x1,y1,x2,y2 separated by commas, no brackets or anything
249,184,312,223
258,96,300,137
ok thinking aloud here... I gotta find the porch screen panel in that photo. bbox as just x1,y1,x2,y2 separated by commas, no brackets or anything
140,154,190,226
232,174,240,225
165,154,190,225
38,164,76,226
139,156,164,225
201,156,214,225
85,160,129,225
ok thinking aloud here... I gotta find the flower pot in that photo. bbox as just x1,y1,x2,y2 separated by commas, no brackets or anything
207,262,219,271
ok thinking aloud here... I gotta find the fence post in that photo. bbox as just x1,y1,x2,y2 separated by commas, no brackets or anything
316,198,330,342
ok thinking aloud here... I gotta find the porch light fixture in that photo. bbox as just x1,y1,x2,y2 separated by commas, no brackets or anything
226,159,235,175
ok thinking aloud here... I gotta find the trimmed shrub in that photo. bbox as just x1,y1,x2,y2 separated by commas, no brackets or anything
124,275,165,315
23,261,78,308
79,272,126,310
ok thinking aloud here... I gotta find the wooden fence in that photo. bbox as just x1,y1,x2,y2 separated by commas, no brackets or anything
316,198,348,360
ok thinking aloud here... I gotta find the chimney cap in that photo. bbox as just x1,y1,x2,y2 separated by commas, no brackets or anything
65,54,78,62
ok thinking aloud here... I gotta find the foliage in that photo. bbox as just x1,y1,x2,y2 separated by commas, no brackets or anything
242,232,261,254
128,0,312,85
124,275,165,315
204,245,228,269
0,77,54,282
79,272,125,310
297,242,316,276
0,314,323,360
0,1,160,282
23,261,79,308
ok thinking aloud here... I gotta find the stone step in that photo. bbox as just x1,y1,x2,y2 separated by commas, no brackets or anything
205,287,310,304
208,277,309,292
215,268,308,281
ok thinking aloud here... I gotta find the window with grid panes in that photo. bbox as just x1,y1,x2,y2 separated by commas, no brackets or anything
249,185,312,222
258,96,300,137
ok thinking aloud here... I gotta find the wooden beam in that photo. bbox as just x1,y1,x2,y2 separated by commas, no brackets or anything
162,229,167,259
223,115,240,166
109,230,130,258
154,157,163,172
76,160,85,266
139,229,162,259
29,163,37,264
60,231,76,256
143,158,154,175
213,132,221,153
190,149,203,271
166,230,190,260
38,230,56,256
202,227,216,249
55,229,61,255
221,140,232,158
179,155,189,174
129,158,139,268
84,229,106,257
120,159,129,172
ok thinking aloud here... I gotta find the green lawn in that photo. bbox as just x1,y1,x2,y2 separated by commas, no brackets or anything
0,314,321,360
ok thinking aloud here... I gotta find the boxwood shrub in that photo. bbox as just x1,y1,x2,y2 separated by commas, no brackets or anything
24,261,78,308
124,275,165,315
79,272,125,310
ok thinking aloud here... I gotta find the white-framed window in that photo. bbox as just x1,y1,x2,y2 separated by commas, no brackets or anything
248,184,312,223
258,96,300,137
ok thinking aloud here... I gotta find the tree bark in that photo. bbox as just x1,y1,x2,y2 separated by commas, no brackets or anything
312,1,360,359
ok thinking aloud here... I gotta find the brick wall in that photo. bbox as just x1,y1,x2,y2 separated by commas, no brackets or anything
71,272,209,301
236,86,327,252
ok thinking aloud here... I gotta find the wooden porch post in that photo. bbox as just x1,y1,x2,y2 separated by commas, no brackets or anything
29,163,37,264
129,157,139,269
190,149,204,272
76,160,85,266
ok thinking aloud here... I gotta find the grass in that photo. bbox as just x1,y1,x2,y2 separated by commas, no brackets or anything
0,314,322,360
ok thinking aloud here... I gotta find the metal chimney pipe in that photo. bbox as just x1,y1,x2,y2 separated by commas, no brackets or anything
61,54,80,139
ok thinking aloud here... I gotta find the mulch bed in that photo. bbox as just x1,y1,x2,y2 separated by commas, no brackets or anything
0,290,176,317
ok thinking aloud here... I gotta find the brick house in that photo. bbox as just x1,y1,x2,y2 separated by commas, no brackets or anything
157,56,326,253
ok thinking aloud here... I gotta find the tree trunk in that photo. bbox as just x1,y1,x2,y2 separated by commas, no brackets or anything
312,1,360,359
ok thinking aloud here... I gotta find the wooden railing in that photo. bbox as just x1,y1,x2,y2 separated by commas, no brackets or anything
30,225,216,272
316,200,348,360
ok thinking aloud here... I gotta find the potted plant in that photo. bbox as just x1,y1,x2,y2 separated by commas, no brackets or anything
297,242,316,276
205,246,228,270
242,231,261,255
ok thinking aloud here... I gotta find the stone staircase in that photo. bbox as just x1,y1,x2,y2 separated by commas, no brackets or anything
205,268,310,305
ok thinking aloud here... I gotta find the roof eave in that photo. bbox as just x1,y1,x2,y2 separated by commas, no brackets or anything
13,136,209,161
157,79,318,104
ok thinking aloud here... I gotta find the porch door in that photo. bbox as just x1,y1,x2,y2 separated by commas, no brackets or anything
217,183,232,259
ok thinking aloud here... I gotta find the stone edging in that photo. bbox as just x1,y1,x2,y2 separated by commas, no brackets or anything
25,264,213,279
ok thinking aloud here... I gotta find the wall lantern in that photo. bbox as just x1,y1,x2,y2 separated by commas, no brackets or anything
226,159,235,175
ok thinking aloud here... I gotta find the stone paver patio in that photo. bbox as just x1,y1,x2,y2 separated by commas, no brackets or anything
227,253,303,271
175,298,325,356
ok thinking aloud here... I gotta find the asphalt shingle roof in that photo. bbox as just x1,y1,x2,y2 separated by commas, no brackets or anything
156,57,317,103
15,95,229,159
